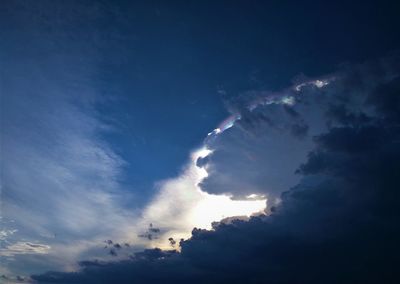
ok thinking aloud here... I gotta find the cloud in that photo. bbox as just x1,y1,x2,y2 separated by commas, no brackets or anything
0,229,17,241
0,242,51,257
0,17,138,274
199,80,332,202
32,55,400,283
294,78,334,91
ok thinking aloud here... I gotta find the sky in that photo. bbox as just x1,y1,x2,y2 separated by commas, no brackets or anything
1,0,400,283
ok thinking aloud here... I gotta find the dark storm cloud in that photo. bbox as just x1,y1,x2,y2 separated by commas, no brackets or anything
200,123,312,201
198,55,400,203
32,57,400,283
199,90,323,201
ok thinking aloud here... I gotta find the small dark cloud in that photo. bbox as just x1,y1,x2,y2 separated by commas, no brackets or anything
109,249,117,257
196,156,209,168
168,237,176,247
138,224,161,241
149,228,160,234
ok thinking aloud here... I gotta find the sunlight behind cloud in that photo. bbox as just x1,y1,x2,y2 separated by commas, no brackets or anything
190,147,266,229
140,147,266,248
191,192,266,230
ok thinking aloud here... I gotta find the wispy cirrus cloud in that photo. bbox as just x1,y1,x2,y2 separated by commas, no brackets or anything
1,36,137,276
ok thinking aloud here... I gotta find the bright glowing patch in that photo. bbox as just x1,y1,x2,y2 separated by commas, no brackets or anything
192,147,213,161
191,192,266,230
281,96,295,105
191,147,266,230
294,78,332,91
246,193,266,200
217,114,241,133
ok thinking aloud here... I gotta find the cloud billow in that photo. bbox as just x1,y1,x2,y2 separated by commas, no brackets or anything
32,56,400,283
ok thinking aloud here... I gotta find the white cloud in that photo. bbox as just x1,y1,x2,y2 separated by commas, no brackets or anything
0,242,51,257
0,229,17,241
294,77,334,91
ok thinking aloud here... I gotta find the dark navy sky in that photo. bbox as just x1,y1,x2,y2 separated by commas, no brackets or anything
2,1,400,280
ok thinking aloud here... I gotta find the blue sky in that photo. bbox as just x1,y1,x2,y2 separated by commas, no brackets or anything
1,0,400,282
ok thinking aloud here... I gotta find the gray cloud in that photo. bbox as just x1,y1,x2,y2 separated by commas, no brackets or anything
199,55,400,205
